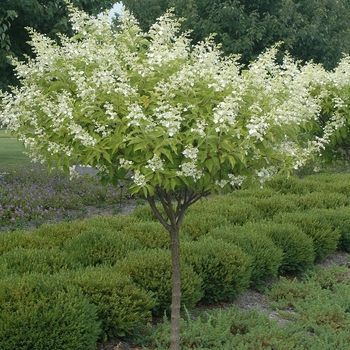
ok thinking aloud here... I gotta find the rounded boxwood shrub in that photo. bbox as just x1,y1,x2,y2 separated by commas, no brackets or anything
116,248,203,314
181,210,228,240
295,191,350,210
209,225,283,286
67,266,155,339
0,230,54,255
0,273,100,350
274,211,341,262
241,194,300,219
303,207,350,252
63,227,143,267
0,247,76,276
181,237,252,303
120,221,170,249
247,222,316,273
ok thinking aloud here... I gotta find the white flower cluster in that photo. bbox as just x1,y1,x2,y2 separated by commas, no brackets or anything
182,145,199,160
145,154,164,172
126,104,147,127
176,161,203,181
213,95,240,132
132,170,146,187
153,103,183,137
119,158,133,169
255,166,277,185
228,174,245,187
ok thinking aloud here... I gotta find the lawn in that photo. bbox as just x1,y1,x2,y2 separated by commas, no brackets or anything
0,128,32,170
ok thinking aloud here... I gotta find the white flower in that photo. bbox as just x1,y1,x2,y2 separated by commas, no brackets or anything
182,145,198,160
145,154,164,172
176,161,202,181
132,170,146,187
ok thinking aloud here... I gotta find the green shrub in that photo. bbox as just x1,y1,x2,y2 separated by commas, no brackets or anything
274,211,341,262
181,210,228,240
67,266,155,339
295,191,350,210
308,207,350,252
131,306,295,350
0,273,100,350
63,227,143,267
131,202,164,222
0,247,75,276
181,237,252,303
116,248,203,314
33,220,90,247
0,230,54,255
242,194,300,219
120,221,170,249
249,222,316,273
266,175,309,195
209,225,283,286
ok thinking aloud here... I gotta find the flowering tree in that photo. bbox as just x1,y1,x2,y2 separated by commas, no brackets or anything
0,3,335,349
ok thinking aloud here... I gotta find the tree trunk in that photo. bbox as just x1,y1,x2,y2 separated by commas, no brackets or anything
169,225,181,350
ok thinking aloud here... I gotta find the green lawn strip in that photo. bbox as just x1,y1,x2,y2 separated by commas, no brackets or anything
0,129,32,170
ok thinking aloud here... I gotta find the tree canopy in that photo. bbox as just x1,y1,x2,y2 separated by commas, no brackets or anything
0,0,115,91
119,0,350,70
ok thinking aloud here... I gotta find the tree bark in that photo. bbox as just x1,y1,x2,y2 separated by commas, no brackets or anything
169,226,181,350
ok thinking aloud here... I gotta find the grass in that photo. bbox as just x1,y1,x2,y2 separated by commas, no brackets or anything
0,129,32,170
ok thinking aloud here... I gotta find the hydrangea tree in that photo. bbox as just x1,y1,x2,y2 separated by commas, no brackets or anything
0,3,337,349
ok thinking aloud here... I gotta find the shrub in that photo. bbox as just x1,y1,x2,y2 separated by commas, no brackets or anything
63,227,143,267
181,210,228,240
67,266,155,339
266,175,309,195
0,273,101,350
309,207,350,252
209,225,283,286
255,222,315,273
120,220,170,249
0,230,54,255
274,211,341,262
0,247,75,276
116,248,203,314
33,220,90,247
242,195,300,219
181,237,252,303
295,191,350,210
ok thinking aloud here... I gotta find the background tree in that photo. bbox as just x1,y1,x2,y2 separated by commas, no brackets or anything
119,0,350,70
0,0,115,91
0,6,338,350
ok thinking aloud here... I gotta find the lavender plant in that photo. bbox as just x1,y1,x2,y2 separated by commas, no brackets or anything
0,164,123,228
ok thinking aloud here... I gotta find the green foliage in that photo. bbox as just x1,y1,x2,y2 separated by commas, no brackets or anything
0,247,75,276
0,229,54,255
0,0,115,90
256,222,315,273
116,249,203,314
274,211,340,262
119,220,170,249
62,227,143,267
131,306,295,349
241,194,300,219
295,191,350,210
209,225,283,286
121,0,350,70
181,237,252,303
0,273,101,350
67,266,155,339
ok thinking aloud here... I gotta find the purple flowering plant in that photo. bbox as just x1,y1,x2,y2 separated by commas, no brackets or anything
0,164,127,229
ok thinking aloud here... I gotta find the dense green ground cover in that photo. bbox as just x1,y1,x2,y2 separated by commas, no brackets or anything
0,157,350,348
